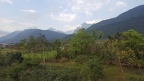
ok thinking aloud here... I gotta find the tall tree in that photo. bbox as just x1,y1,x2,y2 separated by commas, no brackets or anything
37,33,49,62
27,35,37,58
121,29,144,59
112,30,144,71
52,39,61,53
69,29,95,58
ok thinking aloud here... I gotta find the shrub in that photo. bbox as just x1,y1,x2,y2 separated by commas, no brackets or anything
74,55,94,64
59,57,69,63
47,50,57,59
81,59,104,81
8,64,81,81
7,51,24,64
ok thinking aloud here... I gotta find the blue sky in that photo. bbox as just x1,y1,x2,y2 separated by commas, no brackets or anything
0,0,144,34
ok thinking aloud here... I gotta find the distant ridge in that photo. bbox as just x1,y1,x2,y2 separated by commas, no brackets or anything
87,5,144,37
0,29,67,43
0,31,20,43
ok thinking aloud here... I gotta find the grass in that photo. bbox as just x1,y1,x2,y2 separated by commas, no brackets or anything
0,48,16,54
102,66,123,81
101,65,144,81
22,51,57,61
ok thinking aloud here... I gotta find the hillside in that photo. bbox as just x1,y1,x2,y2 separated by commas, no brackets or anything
87,5,144,37
0,29,67,43
0,31,20,43
0,30,9,37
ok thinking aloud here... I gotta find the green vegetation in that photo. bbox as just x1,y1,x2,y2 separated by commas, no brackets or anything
0,29,144,81
0,48,16,54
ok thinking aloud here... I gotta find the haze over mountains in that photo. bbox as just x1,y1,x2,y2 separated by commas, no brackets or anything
0,29,67,43
74,22,92,33
0,5,144,43
0,30,9,37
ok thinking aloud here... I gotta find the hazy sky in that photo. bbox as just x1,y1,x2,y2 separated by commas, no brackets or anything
0,0,144,32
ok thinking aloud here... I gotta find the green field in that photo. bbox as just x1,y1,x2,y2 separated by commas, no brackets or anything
0,48,16,54
0,49,144,81
102,66,144,81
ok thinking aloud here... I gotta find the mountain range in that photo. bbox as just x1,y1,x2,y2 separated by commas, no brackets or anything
87,5,144,37
0,29,67,43
0,5,144,43
0,22,91,43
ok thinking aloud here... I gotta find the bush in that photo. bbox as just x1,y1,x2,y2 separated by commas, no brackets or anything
47,50,57,59
0,52,24,67
8,59,41,81
81,59,104,81
22,59,41,68
8,64,81,81
0,54,5,66
74,55,94,64
8,66,23,81
59,57,69,63
6,52,24,64
128,77,144,81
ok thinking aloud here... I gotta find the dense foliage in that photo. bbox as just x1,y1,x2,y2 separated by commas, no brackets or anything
0,29,144,81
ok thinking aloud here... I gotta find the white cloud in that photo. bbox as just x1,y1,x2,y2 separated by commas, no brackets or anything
0,18,14,24
109,1,127,12
0,0,13,4
64,24,80,31
115,1,127,7
49,12,77,22
21,9,37,13
70,0,111,16
0,18,35,32
86,20,101,24
20,9,40,20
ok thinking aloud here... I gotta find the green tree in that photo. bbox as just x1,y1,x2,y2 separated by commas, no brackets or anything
51,39,61,53
27,35,36,52
26,35,37,58
69,29,95,58
36,34,49,63
14,38,27,51
122,29,144,59
98,31,103,40
112,30,144,70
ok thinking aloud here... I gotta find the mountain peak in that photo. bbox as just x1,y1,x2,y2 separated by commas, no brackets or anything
48,27,56,31
81,22,92,29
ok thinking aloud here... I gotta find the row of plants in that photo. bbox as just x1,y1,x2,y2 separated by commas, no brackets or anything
0,52,103,81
